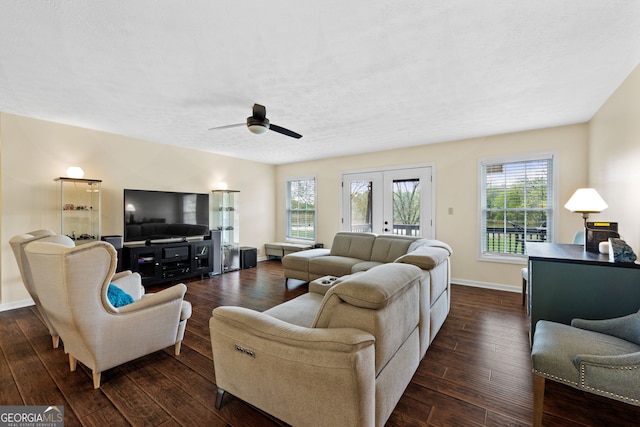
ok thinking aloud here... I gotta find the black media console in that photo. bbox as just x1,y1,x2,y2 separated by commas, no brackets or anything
122,237,220,286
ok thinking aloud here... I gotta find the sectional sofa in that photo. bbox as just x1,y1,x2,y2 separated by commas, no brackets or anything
282,232,453,357
210,263,425,427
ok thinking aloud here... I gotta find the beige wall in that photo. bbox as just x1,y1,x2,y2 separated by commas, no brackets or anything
589,64,640,251
0,113,276,307
4,60,637,306
276,124,589,290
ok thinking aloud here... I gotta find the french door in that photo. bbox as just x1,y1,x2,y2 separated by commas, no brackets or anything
341,166,433,238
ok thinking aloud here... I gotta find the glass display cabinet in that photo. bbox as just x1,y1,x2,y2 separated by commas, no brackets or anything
211,190,240,272
54,177,101,244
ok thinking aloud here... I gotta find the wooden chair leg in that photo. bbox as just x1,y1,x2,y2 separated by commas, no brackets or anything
175,340,182,356
52,335,60,349
533,375,545,427
69,355,77,371
92,372,101,389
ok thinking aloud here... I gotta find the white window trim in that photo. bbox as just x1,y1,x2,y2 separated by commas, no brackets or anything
285,175,317,243
477,151,558,264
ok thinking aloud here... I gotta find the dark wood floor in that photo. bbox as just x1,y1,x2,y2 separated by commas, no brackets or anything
2,260,640,426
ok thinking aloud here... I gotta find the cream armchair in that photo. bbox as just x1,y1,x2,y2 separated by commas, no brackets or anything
10,230,144,348
25,239,191,388
210,263,422,427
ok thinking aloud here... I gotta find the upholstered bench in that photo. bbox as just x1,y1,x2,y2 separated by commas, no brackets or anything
265,242,313,258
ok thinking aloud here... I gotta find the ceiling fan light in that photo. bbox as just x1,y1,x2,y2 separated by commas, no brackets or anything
248,123,269,135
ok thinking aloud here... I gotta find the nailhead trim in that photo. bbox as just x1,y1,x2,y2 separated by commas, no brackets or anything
579,363,640,405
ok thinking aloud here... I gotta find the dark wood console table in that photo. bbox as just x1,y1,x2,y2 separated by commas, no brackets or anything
527,242,640,342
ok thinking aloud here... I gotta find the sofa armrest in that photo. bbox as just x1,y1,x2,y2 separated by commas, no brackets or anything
575,351,640,403
394,246,450,270
211,306,374,350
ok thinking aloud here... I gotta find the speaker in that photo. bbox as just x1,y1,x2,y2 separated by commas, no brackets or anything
240,246,257,269
102,235,123,250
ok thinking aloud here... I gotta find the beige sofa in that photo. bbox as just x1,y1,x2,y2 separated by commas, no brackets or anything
282,232,452,356
210,263,423,427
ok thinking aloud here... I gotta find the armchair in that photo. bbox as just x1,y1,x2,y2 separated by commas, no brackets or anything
10,230,145,348
25,240,191,388
531,312,640,427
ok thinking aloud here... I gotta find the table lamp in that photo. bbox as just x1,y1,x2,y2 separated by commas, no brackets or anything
564,188,608,248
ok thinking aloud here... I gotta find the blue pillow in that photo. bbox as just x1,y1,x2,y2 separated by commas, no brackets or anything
107,284,135,307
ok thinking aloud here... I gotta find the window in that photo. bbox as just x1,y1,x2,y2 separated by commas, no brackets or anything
286,177,316,241
480,154,554,260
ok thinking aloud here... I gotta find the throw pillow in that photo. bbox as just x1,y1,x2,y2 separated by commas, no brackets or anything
107,283,135,307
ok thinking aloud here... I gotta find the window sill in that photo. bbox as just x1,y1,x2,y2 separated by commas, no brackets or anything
478,253,527,265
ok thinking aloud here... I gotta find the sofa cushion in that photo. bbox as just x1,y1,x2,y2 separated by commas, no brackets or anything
408,239,453,254
329,232,376,260
263,292,325,327
395,246,450,270
313,263,422,375
309,256,364,278
370,235,417,263
352,261,383,273
323,263,423,310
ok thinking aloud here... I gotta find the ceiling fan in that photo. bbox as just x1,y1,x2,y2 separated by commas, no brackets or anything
209,103,302,139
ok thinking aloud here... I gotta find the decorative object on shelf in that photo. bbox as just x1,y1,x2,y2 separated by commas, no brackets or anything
211,190,240,272
564,188,608,250
608,238,637,263
585,221,619,253
65,166,85,179
599,241,610,254
54,177,101,245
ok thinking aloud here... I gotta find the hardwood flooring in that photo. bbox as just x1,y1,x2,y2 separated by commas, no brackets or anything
2,260,640,426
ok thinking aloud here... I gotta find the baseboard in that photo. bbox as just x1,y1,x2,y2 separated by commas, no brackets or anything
0,298,34,312
452,277,521,293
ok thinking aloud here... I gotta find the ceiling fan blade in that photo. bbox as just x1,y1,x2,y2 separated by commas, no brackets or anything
269,123,302,139
252,103,267,121
208,123,245,131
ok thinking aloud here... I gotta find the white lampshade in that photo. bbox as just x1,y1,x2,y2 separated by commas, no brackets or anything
564,188,608,214
66,166,85,179
125,204,136,212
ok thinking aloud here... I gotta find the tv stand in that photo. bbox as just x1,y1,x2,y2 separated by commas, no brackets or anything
122,238,219,287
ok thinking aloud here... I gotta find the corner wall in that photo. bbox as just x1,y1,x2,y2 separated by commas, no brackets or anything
0,113,276,307
589,64,640,251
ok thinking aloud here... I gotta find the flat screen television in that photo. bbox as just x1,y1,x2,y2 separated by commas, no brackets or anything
123,189,210,243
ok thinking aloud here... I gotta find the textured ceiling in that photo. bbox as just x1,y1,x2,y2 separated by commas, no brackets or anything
1,1,639,165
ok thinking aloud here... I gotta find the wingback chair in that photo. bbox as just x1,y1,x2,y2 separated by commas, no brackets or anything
10,230,145,348
531,312,640,427
25,239,191,388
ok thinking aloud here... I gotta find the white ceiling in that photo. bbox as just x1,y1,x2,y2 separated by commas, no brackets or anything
1,1,639,165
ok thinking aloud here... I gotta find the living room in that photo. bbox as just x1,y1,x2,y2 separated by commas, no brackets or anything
2,3,640,424
3,2,640,309
2,63,639,309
